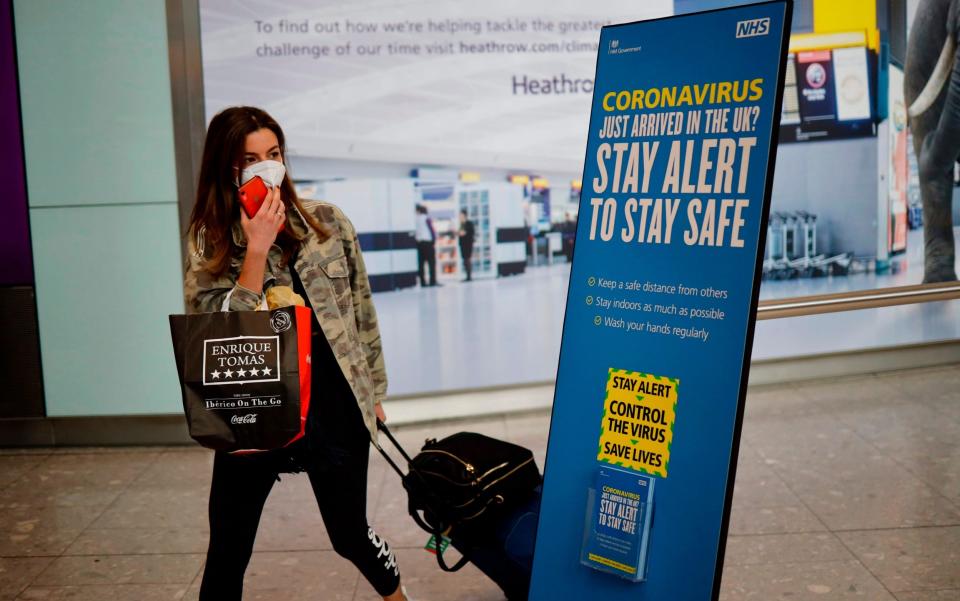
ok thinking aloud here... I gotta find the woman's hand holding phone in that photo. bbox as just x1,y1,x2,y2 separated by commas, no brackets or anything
240,185,285,258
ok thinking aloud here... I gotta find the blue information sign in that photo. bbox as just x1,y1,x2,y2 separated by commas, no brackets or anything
530,2,791,599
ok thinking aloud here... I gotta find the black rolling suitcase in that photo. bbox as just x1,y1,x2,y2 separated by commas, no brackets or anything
373,420,542,600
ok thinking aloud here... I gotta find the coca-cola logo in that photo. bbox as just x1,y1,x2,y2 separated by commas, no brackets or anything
230,414,258,424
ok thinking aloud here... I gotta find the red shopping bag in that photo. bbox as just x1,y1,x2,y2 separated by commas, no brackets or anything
169,306,312,453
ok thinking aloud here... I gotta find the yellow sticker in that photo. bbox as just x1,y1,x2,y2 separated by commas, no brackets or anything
597,368,679,478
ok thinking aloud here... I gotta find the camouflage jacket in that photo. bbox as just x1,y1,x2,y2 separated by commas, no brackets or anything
183,200,386,439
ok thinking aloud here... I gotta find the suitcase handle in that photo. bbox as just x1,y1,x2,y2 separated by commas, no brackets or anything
374,420,470,573
372,419,413,479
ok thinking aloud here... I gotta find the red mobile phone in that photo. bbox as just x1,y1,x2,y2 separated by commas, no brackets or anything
238,176,269,218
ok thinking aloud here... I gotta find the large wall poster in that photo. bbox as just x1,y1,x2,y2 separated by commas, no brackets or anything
200,0,672,173
198,0,673,396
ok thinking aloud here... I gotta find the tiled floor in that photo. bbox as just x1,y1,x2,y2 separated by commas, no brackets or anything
2,364,959,600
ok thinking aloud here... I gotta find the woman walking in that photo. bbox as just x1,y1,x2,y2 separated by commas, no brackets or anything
183,106,409,601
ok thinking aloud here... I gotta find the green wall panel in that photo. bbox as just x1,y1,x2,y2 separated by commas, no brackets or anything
14,0,177,207
30,203,184,416
15,0,187,419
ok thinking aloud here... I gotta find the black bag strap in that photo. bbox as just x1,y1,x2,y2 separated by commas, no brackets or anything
434,529,470,572
422,513,469,572
406,497,436,532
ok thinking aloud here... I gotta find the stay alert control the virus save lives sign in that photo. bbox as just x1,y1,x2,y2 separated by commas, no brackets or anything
598,369,678,478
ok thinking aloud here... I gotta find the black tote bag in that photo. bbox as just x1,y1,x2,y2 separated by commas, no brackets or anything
169,306,312,453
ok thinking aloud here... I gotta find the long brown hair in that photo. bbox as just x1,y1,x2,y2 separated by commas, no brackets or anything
187,106,329,276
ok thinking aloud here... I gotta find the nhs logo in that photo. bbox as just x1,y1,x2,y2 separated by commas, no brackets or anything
736,18,770,38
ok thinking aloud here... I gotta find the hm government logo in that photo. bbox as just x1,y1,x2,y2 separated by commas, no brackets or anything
608,39,641,56
736,18,770,38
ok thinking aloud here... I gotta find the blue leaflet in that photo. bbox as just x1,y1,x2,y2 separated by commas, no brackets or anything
581,465,656,582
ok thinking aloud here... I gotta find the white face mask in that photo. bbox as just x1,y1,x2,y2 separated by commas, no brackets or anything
239,160,286,188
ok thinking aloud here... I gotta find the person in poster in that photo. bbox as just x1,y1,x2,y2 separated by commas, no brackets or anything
415,204,439,287
459,208,476,281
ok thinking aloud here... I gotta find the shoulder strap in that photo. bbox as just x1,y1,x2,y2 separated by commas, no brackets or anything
434,529,470,572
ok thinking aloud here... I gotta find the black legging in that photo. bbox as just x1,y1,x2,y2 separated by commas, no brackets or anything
199,444,399,599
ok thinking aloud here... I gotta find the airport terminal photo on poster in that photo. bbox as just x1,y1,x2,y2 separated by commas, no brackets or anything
199,0,955,396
